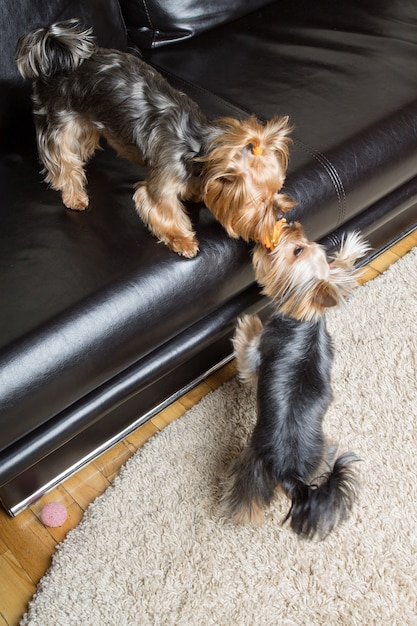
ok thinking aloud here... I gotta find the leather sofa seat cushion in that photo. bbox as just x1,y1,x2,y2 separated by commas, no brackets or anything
0,143,253,450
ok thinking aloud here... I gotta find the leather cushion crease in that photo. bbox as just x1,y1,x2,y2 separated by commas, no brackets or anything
0,0,416,513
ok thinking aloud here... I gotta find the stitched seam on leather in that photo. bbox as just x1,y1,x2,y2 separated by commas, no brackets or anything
114,2,129,42
292,137,347,226
141,0,157,47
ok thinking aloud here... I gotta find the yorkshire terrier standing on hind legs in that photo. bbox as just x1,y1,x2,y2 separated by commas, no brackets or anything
221,221,369,539
16,19,294,258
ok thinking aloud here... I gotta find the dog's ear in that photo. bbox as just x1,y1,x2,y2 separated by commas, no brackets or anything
274,192,297,215
202,172,247,238
312,281,338,309
265,116,293,164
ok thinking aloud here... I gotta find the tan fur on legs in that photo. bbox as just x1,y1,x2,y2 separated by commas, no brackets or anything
232,314,264,385
39,116,100,210
133,182,199,258
220,446,268,526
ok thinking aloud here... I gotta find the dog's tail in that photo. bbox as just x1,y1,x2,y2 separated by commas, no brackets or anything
17,19,96,81
283,452,359,540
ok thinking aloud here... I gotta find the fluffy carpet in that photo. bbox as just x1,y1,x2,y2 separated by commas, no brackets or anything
22,248,417,626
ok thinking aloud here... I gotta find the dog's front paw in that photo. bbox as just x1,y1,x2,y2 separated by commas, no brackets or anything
169,236,199,258
62,192,89,211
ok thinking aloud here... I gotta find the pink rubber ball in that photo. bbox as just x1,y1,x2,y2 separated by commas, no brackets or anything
40,502,68,527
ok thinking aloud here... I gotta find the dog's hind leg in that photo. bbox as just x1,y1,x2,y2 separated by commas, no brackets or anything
220,446,273,525
37,114,100,210
133,179,199,258
233,314,264,384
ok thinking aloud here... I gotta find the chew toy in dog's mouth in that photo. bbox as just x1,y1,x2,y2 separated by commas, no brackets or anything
262,218,288,250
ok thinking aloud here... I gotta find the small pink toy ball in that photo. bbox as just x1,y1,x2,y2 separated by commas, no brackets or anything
40,502,68,527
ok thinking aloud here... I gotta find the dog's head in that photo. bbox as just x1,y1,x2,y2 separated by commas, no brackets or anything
253,222,370,321
200,115,295,243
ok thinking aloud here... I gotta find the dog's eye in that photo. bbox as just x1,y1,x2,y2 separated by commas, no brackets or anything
294,246,304,257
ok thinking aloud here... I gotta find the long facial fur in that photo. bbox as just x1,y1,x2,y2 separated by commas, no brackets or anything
16,20,294,257
252,224,369,321
199,116,295,243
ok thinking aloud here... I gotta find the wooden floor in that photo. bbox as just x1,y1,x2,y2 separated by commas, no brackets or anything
1,230,416,626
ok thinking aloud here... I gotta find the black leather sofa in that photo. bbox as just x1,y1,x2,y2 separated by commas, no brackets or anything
1,0,417,515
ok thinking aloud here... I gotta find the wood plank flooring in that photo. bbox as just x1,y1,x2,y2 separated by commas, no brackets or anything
1,229,416,626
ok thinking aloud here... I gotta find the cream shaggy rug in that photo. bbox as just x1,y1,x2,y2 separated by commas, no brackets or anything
22,248,417,626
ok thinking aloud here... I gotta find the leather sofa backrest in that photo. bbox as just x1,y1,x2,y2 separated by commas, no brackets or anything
122,0,274,48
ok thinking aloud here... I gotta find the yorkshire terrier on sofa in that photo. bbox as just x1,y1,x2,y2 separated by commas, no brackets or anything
16,19,294,257
221,221,369,539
